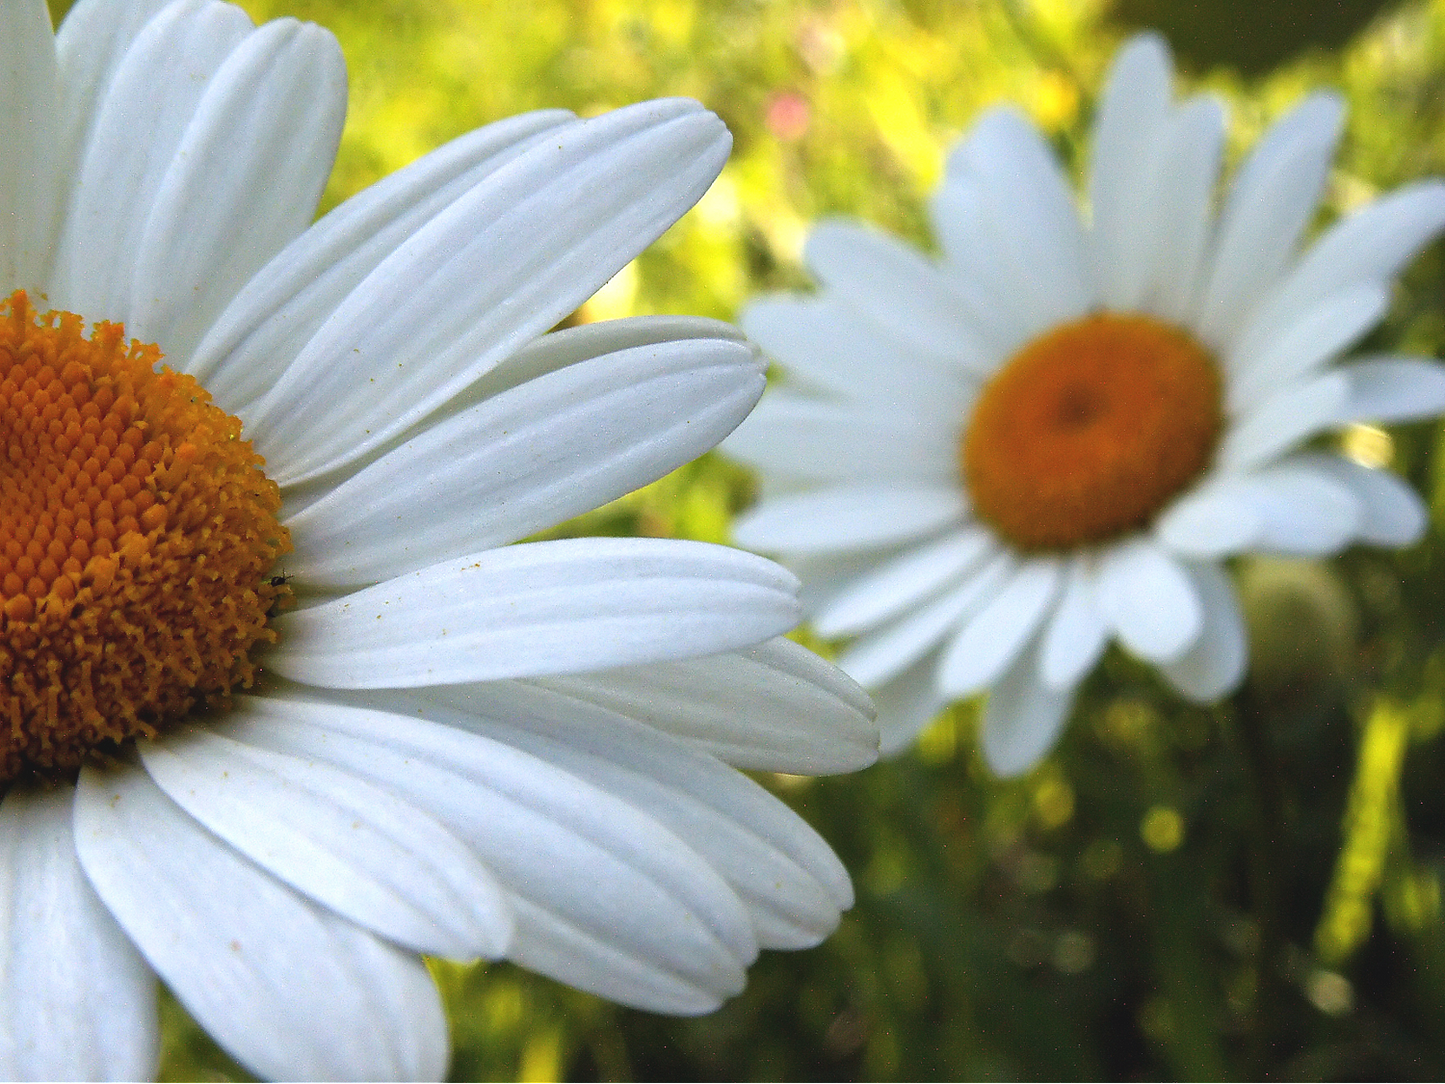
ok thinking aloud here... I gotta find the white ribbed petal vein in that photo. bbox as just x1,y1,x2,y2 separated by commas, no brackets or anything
0,785,158,1082
938,557,1061,697
523,636,878,775
1193,94,1343,351
287,333,762,585
138,724,512,959
733,486,967,553
387,681,855,950
73,764,448,1082
1159,561,1248,702
244,99,731,485
1,0,59,293
189,108,574,404
1088,33,1171,312
125,15,346,359
271,538,800,687
51,0,253,323
225,694,758,1014
813,528,993,638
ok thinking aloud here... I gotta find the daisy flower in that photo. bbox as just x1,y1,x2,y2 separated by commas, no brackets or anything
0,0,876,1079
728,33,1445,775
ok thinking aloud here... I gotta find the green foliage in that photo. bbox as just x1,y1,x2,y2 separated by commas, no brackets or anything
122,0,1445,1077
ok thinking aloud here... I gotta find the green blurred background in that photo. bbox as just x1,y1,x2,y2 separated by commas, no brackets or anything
55,0,1445,1077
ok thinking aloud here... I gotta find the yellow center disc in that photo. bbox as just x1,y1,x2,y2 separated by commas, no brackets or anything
0,291,290,782
962,312,1223,552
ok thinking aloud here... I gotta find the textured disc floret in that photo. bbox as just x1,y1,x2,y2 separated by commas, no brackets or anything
963,312,1224,551
0,291,290,781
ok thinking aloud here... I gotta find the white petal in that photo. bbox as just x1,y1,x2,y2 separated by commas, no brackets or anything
937,557,1061,696
802,222,996,374
288,330,763,585
733,486,967,554
1038,554,1110,690
1226,282,1389,410
812,528,992,637
125,16,347,360
724,391,955,484
401,681,855,951
0,0,59,292
1156,477,1264,557
1338,356,1445,423
51,0,254,323
980,639,1075,778
838,551,1013,688
1193,94,1344,351
1290,452,1427,547
872,650,950,756
1088,33,1174,311
271,538,801,688
1142,96,1226,323
138,723,512,959
1159,561,1247,702
227,694,758,1014
1247,459,1362,554
1240,181,1445,359
1097,537,1202,663
244,100,731,485
190,108,574,405
73,763,449,1082
0,785,158,1081
1217,371,1350,472
523,636,878,775
741,296,972,423
947,107,1093,330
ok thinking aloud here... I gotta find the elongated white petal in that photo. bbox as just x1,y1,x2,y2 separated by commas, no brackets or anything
1248,459,1362,554
1194,94,1343,351
139,724,512,959
288,332,762,585
1338,356,1445,423
733,486,967,554
390,681,855,950
191,108,574,404
523,636,878,775
740,296,973,422
1240,181,1445,358
1290,453,1427,547
1142,95,1226,323
74,764,449,1082
1159,561,1247,702
1217,371,1350,472
1226,282,1389,409
1157,478,1264,557
838,552,1013,688
51,0,254,323
125,16,346,360
226,694,758,1014
1089,33,1173,311
272,538,800,688
980,639,1075,777
725,392,955,484
813,529,992,637
947,107,1093,331
938,557,1061,696
1038,554,1109,690
245,100,731,485
803,222,996,374
0,785,158,1081
1097,537,1201,663
0,0,59,293
873,650,950,755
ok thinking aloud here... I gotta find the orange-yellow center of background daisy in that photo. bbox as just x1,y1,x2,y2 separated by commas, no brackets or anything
962,312,1223,552
0,291,290,782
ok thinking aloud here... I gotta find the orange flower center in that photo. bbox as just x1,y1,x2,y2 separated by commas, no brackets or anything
962,312,1223,552
0,291,290,782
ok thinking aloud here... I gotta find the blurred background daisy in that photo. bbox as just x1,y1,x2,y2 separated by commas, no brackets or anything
87,0,1445,1078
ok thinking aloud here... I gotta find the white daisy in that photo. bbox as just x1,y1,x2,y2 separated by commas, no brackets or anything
0,1,877,1079
728,33,1445,776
